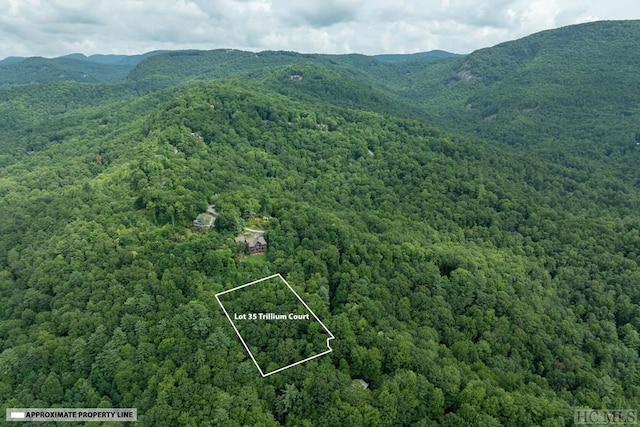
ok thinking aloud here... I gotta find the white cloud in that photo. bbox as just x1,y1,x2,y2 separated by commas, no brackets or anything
272,0,361,28
0,0,637,58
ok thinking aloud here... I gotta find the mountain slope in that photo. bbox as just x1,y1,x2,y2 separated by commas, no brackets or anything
60,51,167,66
0,52,166,86
125,49,432,118
402,21,640,154
373,50,461,63
124,49,449,101
0,56,25,66
1,75,640,424
0,56,131,85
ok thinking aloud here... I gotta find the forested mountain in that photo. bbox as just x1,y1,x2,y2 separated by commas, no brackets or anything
0,48,456,89
0,57,25,66
397,21,640,159
0,57,132,85
60,52,168,66
1,20,640,426
373,50,461,63
123,49,416,95
0,51,165,86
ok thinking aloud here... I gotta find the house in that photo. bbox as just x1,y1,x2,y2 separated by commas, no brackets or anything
193,205,218,230
193,213,215,230
235,232,267,255
290,74,303,81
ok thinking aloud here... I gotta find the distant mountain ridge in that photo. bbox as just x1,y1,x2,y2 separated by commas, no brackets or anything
373,50,461,62
0,48,460,87
0,56,25,65
0,49,459,66
0,50,166,85
59,51,169,65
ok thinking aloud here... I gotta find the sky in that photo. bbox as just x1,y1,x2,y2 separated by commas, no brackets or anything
0,0,638,59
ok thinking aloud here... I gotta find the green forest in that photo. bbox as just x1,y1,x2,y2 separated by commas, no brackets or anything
1,20,640,426
216,275,334,376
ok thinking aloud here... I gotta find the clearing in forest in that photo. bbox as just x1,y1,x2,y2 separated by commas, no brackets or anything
215,273,335,377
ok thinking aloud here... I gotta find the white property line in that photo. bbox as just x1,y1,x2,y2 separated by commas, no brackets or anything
215,273,335,377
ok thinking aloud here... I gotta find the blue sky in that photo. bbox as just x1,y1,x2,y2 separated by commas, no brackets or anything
0,0,638,58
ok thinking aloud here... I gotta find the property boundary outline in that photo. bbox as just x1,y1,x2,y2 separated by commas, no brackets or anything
215,273,335,377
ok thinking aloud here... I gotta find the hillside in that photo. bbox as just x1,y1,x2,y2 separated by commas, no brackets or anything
373,50,461,63
0,51,164,86
1,20,640,426
400,21,640,174
0,56,132,85
60,52,168,66
124,49,414,93
0,48,457,91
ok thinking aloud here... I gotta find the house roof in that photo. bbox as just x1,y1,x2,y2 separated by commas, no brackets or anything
193,213,215,228
250,235,267,247
235,232,266,248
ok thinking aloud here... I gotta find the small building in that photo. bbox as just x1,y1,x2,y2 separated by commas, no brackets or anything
193,213,215,230
193,205,218,230
290,74,303,81
235,232,267,255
